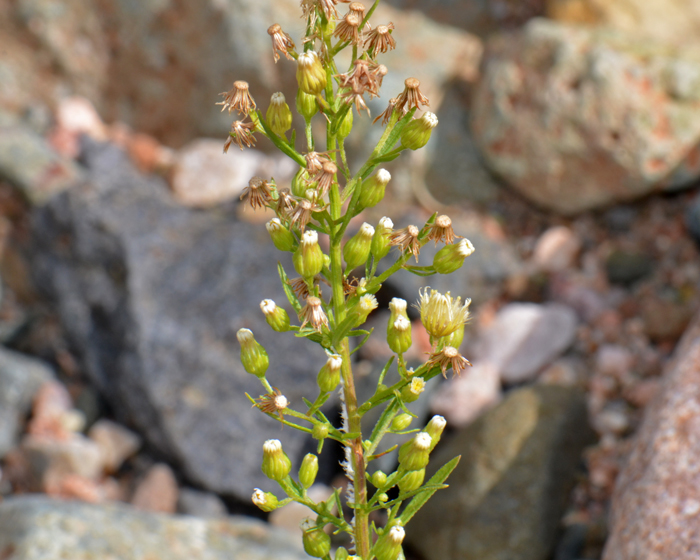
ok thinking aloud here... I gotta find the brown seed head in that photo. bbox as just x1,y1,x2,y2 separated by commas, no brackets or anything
427,346,471,378
217,81,256,115
239,176,273,210
299,296,329,331
389,225,421,262
224,120,257,152
334,13,362,44
365,22,396,54
427,215,460,245
395,77,430,116
268,23,296,62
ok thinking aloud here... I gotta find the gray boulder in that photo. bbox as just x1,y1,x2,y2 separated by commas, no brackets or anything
29,139,325,499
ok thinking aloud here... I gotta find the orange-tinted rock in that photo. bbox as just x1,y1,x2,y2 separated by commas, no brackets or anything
131,463,178,514
604,311,700,559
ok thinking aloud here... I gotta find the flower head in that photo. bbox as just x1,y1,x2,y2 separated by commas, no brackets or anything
255,387,289,421
289,196,324,231
239,176,273,210
427,345,472,378
224,120,257,152
375,96,398,126
334,13,362,45
427,215,458,245
365,23,396,54
266,92,293,137
309,160,338,198
297,51,327,96
252,488,280,512
299,296,329,331
268,23,296,62
416,287,471,339
395,77,430,116
275,188,296,218
217,81,256,115
389,225,421,262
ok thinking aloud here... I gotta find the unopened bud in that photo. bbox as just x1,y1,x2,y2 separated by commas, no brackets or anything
378,492,389,503
372,470,388,487
291,169,310,197
398,432,432,471
252,488,279,512
391,413,413,432
261,439,292,481
433,238,475,274
400,111,438,151
424,415,447,451
398,468,425,493
312,422,330,440
318,353,343,393
359,169,391,209
294,230,324,279
337,108,353,138
344,223,375,272
297,51,327,96
373,525,405,560
296,89,319,121
266,218,296,252
299,453,319,488
301,518,332,558
260,299,290,332
371,217,394,261
237,328,269,378
400,376,425,403
266,92,293,136
335,547,350,560
387,298,412,354
351,294,378,326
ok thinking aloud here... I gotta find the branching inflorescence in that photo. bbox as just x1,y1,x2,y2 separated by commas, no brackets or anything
226,1,475,558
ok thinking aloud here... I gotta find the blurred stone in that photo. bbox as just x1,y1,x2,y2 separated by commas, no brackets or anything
29,140,325,499
472,18,700,215
177,487,227,518
88,419,142,474
605,311,700,559
475,302,578,383
269,484,333,533
595,344,633,380
623,378,661,408
0,122,84,205
605,250,653,286
593,403,630,436
532,226,581,273
538,356,586,387
27,380,75,440
56,96,107,140
126,133,174,174
131,463,179,514
409,385,595,560
0,348,54,458
0,496,308,560
640,295,694,342
430,361,502,427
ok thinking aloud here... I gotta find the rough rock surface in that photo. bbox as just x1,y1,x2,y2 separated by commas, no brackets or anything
0,348,54,458
0,496,307,560
472,18,700,214
408,385,594,560
29,139,325,499
604,311,700,560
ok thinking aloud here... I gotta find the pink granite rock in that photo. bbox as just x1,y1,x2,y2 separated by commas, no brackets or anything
604,311,700,559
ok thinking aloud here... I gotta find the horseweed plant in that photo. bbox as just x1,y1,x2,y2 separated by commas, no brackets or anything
226,1,476,558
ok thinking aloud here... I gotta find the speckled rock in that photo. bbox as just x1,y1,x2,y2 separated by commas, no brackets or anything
472,18,700,214
604,310,700,560
408,385,594,560
0,496,307,560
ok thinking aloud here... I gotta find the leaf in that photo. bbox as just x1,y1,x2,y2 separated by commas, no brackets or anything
399,455,461,524
278,262,303,314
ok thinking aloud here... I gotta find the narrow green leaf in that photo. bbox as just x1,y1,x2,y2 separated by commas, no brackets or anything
278,262,303,314
399,455,461,524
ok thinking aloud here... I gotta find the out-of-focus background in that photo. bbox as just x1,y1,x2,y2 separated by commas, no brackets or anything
1,0,700,558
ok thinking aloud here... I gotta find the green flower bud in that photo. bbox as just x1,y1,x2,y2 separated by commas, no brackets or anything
236,328,269,378
400,376,425,403
335,547,350,560
378,492,389,503
400,111,438,151
424,415,446,451
296,89,319,121
337,108,353,139
291,169,309,197
371,470,387,488
398,432,432,471
373,525,405,560
433,238,475,274
312,422,330,440
261,439,292,481
371,217,394,261
252,488,279,512
266,92,293,137
350,294,378,327
299,453,319,489
266,218,296,252
301,518,331,558
296,51,327,96
344,222,375,272
387,298,412,354
398,468,425,493
294,230,324,279
391,413,413,432
260,299,290,332
359,169,391,209
318,353,343,393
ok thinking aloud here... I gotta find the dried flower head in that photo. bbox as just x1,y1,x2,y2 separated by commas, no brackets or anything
374,96,398,125
334,13,362,45
309,161,338,198
268,23,296,62
347,2,369,26
217,80,256,115
290,276,313,299
299,296,329,331
427,215,460,246
289,196,323,231
389,224,421,262
416,287,471,339
273,188,294,218
224,120,257,152
337,59,381,97
239,176,273,210
395,77,430,116
365,23,396,54
427,346,472,378
256,387,290,421
305,151,334,174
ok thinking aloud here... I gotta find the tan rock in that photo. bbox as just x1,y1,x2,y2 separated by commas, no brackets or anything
532,226,581,273
88,419,142,474
131,463,178,514
604,311,700,559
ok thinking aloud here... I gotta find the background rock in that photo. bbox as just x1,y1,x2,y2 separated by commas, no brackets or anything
408,385,595,560
29,139,326,499
472,18,700,214
0,496,308,560
604,310,700,559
